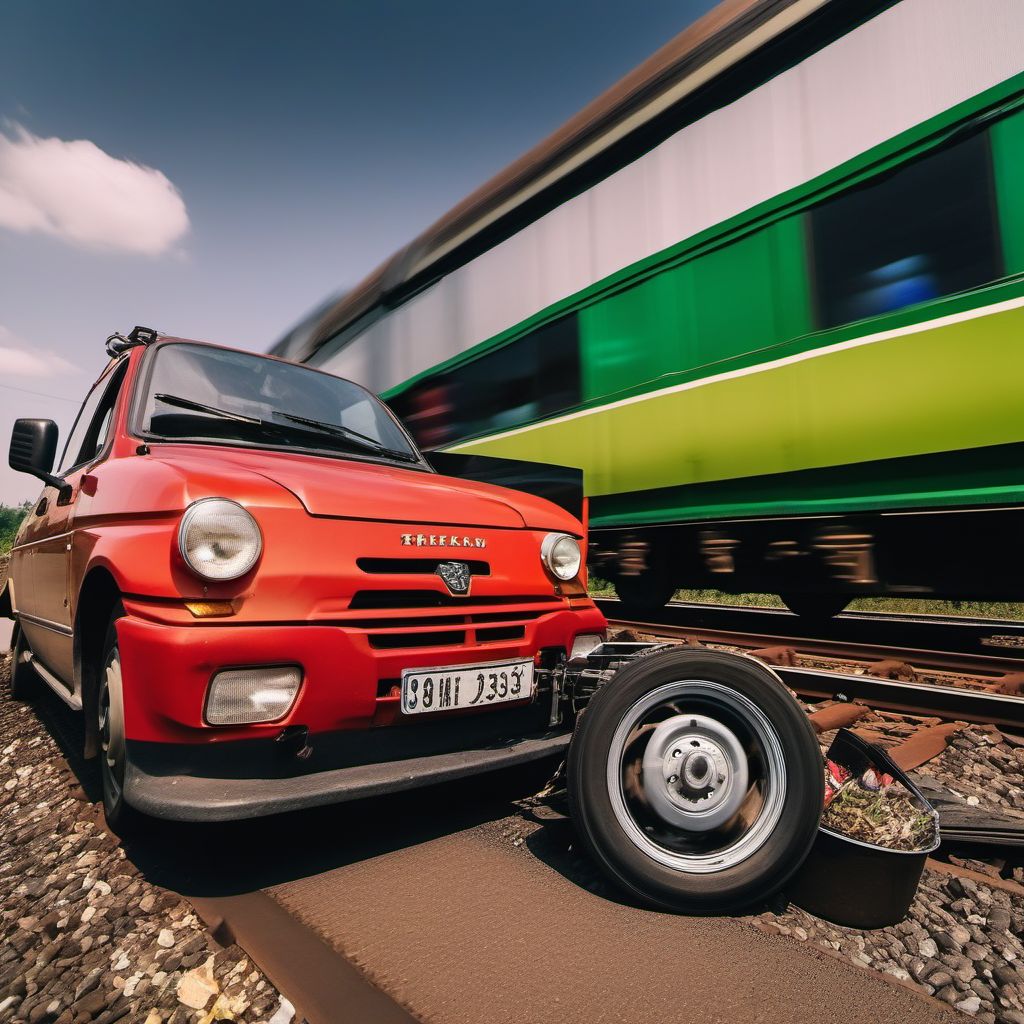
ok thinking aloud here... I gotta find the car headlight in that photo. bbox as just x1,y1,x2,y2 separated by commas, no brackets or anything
541,532,582,581
178,498,262,581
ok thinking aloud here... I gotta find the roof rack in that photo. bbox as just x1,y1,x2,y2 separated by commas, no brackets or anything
106,325,159,358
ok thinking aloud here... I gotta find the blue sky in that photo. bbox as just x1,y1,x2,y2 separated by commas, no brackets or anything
0,0,717,504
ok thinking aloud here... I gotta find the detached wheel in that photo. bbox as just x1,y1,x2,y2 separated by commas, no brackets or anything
9,625,38,700
96,609,140,835
613,569,676,613
780,592,849,621
567,648,822,913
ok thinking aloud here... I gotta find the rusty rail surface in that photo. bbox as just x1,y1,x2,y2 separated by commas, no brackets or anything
599,601,1024,730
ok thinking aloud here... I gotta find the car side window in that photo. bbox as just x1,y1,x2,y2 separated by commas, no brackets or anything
57,361,128,474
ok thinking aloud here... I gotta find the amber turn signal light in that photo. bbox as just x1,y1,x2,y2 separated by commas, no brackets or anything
184,600,237,618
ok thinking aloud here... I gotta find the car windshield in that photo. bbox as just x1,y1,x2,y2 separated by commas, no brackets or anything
138,343,422,465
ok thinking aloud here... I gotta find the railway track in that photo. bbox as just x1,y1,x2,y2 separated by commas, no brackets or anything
594,598,1024,660
5,633,1016,1024
597,599,1024,730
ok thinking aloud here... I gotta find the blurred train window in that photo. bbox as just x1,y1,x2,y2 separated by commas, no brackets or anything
388,314,580,448
809,132,1002,329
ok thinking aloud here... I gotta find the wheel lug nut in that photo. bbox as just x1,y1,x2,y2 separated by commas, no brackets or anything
671,749,681,759
668,774,678,784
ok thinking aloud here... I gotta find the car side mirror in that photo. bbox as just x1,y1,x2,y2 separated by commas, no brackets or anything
9,418,64,489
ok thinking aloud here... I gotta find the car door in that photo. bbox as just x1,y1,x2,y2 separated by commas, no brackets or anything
18,361,127,692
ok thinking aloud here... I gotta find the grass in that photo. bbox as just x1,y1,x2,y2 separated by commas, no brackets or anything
588,576,1024,622
0,504,29,557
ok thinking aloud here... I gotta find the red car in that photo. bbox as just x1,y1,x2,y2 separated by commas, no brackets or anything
2,328,606,829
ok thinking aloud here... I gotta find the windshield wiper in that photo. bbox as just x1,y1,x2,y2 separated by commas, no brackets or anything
274,411,420,463
154,393,263,425
153,393,419,464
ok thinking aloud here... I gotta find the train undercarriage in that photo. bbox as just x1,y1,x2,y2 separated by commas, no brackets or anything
589,505,1024,617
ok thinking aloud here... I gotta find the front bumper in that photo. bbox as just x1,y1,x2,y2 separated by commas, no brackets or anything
123,725,570,821
115,601,603,819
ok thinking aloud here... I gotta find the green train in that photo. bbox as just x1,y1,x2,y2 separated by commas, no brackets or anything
275,0,1024,616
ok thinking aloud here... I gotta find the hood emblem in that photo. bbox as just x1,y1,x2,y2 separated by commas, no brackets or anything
436,561,472,596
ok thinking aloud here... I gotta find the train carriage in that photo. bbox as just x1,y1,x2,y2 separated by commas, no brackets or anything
274,0,1024,616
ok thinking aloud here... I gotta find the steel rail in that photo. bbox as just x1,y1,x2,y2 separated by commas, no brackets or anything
595,599,1024,669
774,666,1024,731
599,603,1024,730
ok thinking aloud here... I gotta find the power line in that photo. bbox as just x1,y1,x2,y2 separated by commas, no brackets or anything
0,381,81,405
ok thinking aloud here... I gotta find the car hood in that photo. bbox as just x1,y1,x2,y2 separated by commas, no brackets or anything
168,446,576,531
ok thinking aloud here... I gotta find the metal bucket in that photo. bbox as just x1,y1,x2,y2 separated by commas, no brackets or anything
787,824,939,928
787,728,940,929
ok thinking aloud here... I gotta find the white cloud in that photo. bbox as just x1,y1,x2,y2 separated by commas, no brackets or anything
0,326,79,377
0,125,189,256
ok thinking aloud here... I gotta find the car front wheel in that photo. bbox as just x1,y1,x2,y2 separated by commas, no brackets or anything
567,647,823,913
96,610,139,834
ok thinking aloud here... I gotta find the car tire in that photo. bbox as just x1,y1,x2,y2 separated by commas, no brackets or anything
9,625,38,700
612,569,676,613
567,647,822,913
96,608,141,835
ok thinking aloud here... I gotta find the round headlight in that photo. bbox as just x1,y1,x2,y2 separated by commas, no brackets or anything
541,532,582,581
178,498,262,581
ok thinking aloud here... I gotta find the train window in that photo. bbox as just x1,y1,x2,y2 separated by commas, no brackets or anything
388,314,580,448
809,131,1002,329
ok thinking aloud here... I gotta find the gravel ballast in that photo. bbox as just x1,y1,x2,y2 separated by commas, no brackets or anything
0,648,291,1024
5,601,1024,1023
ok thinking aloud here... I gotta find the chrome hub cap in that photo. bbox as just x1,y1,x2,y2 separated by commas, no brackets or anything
607,679,787,873
641,714,749,832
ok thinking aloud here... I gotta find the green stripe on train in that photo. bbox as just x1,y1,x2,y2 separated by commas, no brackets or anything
589,442,1024,527
448,300,1024,509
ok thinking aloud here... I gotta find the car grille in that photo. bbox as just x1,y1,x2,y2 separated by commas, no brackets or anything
344,567,564,651
348,590,559,610
356,557,490,576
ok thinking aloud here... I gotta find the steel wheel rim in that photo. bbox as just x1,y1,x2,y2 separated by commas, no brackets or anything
98,647,126,805
606,680,787,874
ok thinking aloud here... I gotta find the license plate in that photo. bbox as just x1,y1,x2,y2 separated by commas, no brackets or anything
401,658,534,715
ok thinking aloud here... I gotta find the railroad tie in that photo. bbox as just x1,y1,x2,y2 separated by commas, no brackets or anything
885,722,962,771
752,645,798,666
866,659,917,681
808,703,870,734
987,672,1024,696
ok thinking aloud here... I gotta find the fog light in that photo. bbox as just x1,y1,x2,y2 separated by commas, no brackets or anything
570,634,605,660
205,666,302,726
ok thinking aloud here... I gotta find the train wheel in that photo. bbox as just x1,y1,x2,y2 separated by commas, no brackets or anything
567,647,822,913
613,569,676,612
9,625,38,700
780,592,849,621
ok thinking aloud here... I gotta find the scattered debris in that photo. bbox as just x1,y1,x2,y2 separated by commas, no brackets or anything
823,782,937,852
820,732,938,853
913,779,1024,846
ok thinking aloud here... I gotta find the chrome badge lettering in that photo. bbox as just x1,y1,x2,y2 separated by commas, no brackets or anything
401,533,486,548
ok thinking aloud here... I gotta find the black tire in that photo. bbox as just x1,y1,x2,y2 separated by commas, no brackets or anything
780,592,849,621
9,625,38,700
567,647,822,913
613,569,676,613
96,607,141,835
